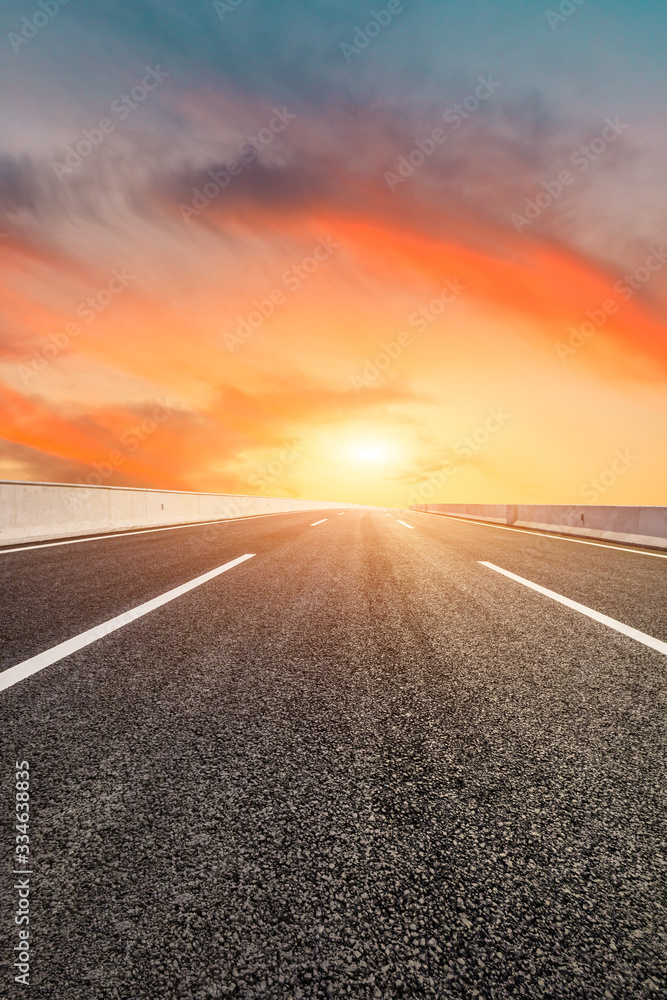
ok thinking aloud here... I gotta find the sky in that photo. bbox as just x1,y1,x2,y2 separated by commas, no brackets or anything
0,0,666,507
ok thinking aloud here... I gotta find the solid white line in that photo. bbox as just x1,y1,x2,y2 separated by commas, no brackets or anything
418,511,667,559
311,519,328,526
0,510,324,556
397,520,415,529
0,554,256,693
480,561,667,655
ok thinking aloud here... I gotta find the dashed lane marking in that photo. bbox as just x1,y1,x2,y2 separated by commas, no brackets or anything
0,554,256,693
480,561,667,655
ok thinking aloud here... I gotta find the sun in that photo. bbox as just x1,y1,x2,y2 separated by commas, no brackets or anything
347,440,394,465
307,425,409,483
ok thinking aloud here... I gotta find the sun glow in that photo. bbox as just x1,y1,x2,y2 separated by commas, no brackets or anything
309,426,408,475
348,441,393,465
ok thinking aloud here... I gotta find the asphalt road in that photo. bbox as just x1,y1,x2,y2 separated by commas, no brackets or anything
1,508,665,999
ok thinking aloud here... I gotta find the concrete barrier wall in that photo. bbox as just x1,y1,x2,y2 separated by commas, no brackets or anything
409,503,667,550
0,480,368,546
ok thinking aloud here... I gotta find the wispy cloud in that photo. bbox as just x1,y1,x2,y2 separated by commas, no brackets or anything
0,0,665,503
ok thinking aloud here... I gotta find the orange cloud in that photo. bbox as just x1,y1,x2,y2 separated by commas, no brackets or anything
1,115,665,503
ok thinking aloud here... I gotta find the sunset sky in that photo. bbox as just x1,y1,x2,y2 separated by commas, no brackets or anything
1,0,666,506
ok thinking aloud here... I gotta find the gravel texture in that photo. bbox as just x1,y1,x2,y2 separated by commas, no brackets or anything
1,509,665,999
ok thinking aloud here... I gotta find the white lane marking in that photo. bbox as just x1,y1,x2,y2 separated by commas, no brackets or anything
337,512,345,516
311,519,328,526
397,521,415,529
385,513,392,517
0,509,328,557
0,554,256,694
480,561,667,655
418,512,667,559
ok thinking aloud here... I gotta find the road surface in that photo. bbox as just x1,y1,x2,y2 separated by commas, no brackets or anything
1,508,665,999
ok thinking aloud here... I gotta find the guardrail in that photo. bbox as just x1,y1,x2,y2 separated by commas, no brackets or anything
409,503,667,550
0,480,367,546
